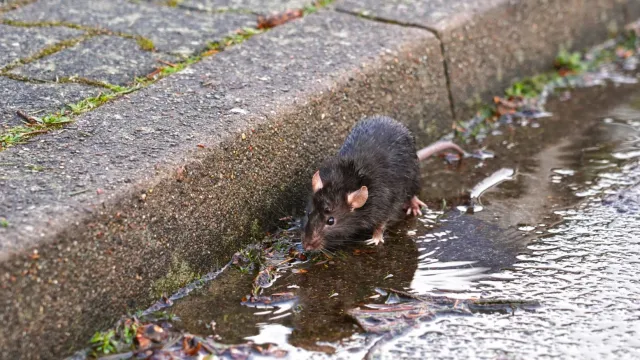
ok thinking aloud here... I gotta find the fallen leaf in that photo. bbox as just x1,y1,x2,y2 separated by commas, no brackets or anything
202,48,220,57
257,9,303,29
353,249,376,255
146,68,162,80
182,336,202,356
138,324,168,343
135,334,152,349
616,47,634,59
557,68,575,77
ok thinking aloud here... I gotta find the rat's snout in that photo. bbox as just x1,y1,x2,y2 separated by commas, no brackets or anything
302,231,324,251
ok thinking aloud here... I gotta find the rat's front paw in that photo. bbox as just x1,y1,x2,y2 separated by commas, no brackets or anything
364,236,384,246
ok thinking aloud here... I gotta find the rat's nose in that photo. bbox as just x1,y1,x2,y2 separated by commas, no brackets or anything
303,235,323,251
303,240,319,251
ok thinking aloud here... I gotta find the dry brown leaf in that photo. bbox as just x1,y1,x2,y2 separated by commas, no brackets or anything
257,9,303,29
182,336,202,356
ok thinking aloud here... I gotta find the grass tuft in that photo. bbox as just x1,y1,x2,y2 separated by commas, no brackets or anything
136,37,155,51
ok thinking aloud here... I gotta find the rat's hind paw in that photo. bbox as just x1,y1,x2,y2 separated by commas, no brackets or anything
406,196,427,217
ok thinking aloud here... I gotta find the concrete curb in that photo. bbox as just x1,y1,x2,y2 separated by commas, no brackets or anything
336,0,638,120
0,1,636,359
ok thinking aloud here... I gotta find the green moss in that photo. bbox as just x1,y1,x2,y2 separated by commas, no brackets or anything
136,37,155,51
0,0,36,13
207,27,263,52
0,85,138,150
0,4,322,149
1,19,86,30
89,330,117,355
67,86,138,115
303,0,335,15
26,164,45,171
166,0,183,7
1,125,45,149
150,255,198,298
0,218,8,228
554,48,588,73
0,36,87,72
505,72,560,98
461,29,639,142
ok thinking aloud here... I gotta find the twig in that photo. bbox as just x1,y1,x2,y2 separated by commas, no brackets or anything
274,257,295,267
146,68,162,79
157,59,177,68
16,110,39,124
23,130,48,135
69,189,90,196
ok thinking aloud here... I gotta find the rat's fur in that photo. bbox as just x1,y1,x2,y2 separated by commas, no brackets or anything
302,116,420,250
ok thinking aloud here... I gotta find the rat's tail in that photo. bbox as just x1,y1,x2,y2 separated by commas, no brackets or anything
416,141,468,161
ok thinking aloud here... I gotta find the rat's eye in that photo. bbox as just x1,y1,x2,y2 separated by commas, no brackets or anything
326,217,335,225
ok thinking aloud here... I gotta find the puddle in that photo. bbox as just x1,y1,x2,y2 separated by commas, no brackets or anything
73,36,640,359
79,82,640,360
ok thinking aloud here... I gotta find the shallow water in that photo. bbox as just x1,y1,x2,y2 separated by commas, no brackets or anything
142,83,640,360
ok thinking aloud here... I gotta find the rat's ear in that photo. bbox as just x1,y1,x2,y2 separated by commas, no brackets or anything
312,170,323,193
347,186,368,210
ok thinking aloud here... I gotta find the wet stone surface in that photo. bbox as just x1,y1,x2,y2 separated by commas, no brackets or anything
0,24,85,68
2,0,256,56
10,35,176,86
0,76,102,127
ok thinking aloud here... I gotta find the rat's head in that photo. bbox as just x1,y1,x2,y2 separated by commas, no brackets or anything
302,169,368,251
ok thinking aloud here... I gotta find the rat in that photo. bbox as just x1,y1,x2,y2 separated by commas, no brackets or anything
301,115,468,251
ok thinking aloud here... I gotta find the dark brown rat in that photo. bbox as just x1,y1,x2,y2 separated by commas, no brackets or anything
301,115,467,251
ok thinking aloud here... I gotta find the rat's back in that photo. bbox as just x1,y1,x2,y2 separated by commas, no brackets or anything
339,116,416,160
336,116,420,218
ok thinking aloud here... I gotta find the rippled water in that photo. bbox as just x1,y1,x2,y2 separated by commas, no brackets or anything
348,87,640,359
366,172,640,360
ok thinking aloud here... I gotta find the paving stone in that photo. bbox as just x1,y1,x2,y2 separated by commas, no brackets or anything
11,35,177,86
336,0,629,120
3,0,256,56
0,24,84,68
0,76,102,127
0,11,451,358
175,0,311,13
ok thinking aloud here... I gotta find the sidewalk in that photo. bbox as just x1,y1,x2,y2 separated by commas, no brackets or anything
0,0,637,358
